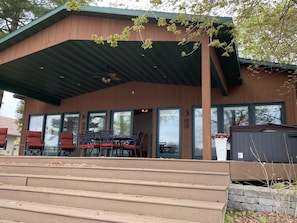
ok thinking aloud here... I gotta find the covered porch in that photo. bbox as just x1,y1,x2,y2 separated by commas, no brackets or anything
1,5,296,160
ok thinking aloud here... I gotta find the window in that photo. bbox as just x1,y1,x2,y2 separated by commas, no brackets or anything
223,106,249,133
193,107,218,159
87,111,106,132
62,113,80,143
44,114,62,149
193,102,285,160
157,108,181,158
255,104,283,124
111,110,132,136
28,115,44,131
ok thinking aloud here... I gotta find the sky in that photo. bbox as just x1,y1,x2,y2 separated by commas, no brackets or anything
0,91,21,119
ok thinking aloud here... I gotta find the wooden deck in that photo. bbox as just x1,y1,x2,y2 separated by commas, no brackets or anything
230,160,297,182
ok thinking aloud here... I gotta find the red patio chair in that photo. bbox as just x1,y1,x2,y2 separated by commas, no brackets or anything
59,132,76,156
25,130,45,155
121,131,144,157
0,128,8,150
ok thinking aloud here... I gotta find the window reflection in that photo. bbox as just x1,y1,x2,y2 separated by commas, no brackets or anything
158,108,180,157
87,112,106,132
194,108,218,159
255,105,282,124
112,111,132,136
29,115,44,131
44,114,61,149
63,113,79,142
224,106,249,133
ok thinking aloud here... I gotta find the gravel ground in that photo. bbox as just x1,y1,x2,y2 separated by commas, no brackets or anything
226,211,297,223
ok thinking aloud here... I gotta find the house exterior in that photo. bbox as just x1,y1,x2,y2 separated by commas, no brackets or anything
0,116,20,155
0,5,296,159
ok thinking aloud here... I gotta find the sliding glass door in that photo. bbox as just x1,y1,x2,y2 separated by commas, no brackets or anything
157,108,181,158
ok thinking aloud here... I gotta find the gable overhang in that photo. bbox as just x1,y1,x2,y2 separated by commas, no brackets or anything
0,5,242,106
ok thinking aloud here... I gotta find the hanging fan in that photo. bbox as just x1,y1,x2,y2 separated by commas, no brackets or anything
93,64,122,84
93,72,121,84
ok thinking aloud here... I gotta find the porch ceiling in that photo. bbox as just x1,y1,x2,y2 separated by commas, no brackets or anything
0,6,242,106
0,40,242,105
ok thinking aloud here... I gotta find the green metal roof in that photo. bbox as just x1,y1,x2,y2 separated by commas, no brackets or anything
0,5,242,105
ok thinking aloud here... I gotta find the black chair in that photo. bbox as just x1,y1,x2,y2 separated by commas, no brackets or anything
99,130,120,157
79,131,100,156
121,131,144,157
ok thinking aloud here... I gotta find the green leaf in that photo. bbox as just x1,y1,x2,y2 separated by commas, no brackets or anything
141,39,153,49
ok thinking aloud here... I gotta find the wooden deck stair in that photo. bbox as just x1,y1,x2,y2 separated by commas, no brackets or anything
0,157,230,223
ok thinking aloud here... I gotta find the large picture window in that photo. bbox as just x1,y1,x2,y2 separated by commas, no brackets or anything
111,110,132,136
87,111,106,132
193,102,285,160
255,104,283,124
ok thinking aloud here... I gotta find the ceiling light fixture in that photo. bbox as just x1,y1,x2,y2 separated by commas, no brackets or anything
101,76,111,84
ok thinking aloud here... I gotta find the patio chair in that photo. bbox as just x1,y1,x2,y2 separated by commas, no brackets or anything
58,132,76,156
0,128,8,150
121,131,144,157
25,130,45,155
99,129,120,157
79,130,100,156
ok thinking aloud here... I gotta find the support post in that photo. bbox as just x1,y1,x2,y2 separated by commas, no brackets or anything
201,34,212,160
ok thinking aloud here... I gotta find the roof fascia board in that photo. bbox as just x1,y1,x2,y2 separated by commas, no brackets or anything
0,5,233,51
239,58,297,71
81,5,233,23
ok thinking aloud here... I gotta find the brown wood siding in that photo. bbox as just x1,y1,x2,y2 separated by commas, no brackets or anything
21,65,297,158
1,15,183,65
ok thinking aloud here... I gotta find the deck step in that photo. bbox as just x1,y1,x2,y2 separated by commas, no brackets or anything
0,157,230,222
0,164,230,186
0,173,228,202
0,199,202,223
0,184,225,222
0,156,230,172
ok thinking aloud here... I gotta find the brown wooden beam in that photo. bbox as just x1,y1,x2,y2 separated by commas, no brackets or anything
201,34,212,160
210,47,228,95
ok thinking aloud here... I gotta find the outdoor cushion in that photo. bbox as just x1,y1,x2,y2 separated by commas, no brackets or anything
122,145,141,149
0,128,8,146
26,131,44,148
60,132,75,150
